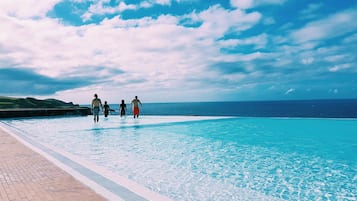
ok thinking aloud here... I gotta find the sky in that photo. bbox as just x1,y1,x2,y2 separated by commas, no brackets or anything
0,0,356,104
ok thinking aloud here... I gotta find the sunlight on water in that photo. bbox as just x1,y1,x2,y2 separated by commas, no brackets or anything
2,116,357,200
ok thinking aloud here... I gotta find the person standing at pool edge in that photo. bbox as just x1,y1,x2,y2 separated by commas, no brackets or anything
103,101,110,118
92,94,103,122
120,99,126,117
131,96,142,118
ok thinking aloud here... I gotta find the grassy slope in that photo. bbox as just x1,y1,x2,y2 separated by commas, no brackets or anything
0,96,79,109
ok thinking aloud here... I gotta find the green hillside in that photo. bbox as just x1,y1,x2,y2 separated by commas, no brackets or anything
0,96,79,109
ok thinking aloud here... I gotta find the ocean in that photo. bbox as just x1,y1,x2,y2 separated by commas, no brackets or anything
85,99,357,118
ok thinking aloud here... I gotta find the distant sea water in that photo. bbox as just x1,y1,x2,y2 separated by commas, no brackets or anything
83,99,357,118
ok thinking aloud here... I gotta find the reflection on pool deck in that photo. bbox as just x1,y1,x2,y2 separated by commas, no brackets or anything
1,115,357,201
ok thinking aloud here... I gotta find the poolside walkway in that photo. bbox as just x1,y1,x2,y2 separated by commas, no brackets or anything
0,127,106,201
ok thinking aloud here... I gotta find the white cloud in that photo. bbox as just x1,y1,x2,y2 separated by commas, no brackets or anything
1,2,263,82
0,0,60,19
301,57,314,65
238,51,266,62
2,3,263,102
4,0,353,103
218,33,267,50
196,5,261,38
243,34,268,49
301,3,323,15
328,88,339,94
299,3,323,19
82,1,137,21
324,54,347,62
139,1,153,8
230,0,285,9
81,0,175,21
230,0,253,9
285,88,295,95
291,8,357,44
154,0,172,6
328,63,351,72
343,33,357,43
263,17,276,25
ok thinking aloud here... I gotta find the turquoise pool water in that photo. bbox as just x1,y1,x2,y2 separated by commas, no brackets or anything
2,116,357,200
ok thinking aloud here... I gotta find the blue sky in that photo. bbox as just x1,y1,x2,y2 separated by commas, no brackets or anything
0,0,356,104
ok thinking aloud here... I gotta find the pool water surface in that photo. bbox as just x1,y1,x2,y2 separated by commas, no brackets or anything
1,116,356,200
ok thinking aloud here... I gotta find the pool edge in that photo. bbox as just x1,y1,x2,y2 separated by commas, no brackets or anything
0,122,172,201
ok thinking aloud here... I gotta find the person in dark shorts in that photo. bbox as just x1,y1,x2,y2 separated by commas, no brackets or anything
103,101,111,117
120,99,126,117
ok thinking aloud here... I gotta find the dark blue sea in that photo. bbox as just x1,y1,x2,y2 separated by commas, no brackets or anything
84,99,357,118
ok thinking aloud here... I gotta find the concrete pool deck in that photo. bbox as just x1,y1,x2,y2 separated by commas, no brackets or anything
0,127,105,201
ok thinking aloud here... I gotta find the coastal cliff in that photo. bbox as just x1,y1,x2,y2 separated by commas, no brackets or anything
0,96,91,118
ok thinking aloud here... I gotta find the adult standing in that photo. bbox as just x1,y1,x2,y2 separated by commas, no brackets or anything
131,96,142,118
92,94,103,122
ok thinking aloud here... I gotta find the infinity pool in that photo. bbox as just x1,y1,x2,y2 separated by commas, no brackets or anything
1,116,357,200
